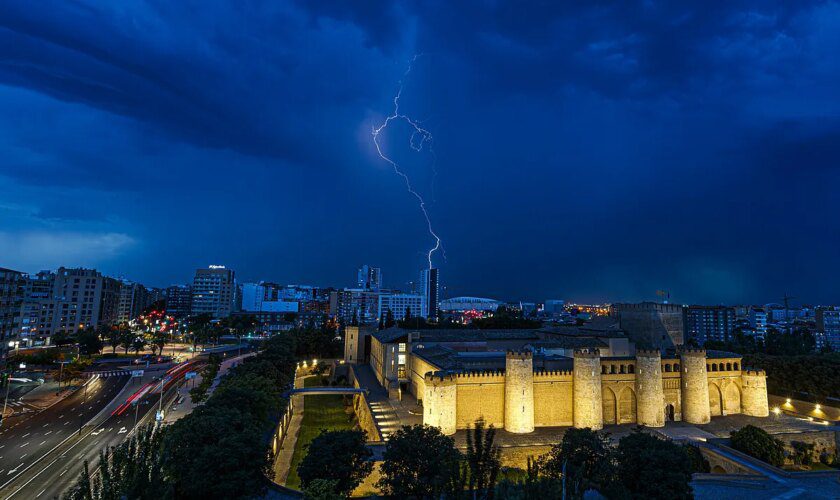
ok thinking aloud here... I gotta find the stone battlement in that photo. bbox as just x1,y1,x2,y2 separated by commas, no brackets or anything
534,369,573,377
574,348,601,358
425,371,457,385
506,350,533,360
636,349,662,358
453,370,505,379
678,348,707,357
743,369,766,376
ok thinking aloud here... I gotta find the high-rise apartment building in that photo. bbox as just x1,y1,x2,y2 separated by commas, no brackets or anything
816,306,840,351
117,281,150,323
611,302,684,349
18,271,56,343
191,266,235,318
240,283,299,313
419,268,440,321
683,305,736,345
357,265,382,290
51,267,120,334
164,285,192,319
1,267,25,355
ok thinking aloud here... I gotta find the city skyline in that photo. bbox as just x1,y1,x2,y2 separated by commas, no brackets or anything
2,2,840,305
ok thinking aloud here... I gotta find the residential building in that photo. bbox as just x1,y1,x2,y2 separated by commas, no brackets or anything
748,308,768,340
816,306,840,351
419,268,439,321
18,271,56,344
1,267,25,356
191,266,236,318
334,288,382,325
378,293,424,322
117,281,150,323
165,285,192,319
683,306,736,345
51,267,120,334
240,282,299,313
611,302,684,349
544,299,566,315
357,265,382,290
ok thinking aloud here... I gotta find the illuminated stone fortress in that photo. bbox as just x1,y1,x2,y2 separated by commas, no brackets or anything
346,325,769,435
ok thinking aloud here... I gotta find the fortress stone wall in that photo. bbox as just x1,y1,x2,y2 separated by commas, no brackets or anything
419,348,767,435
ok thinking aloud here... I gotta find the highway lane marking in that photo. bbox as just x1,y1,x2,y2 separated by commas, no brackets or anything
64,421,69,425
8,463,23,474
20,454,27,459
58,415,64,419
20,442,29,448
44,431,52,435
42,423,49,428
21,433,30,438
36,488,46,497
59,469,68,477
39,441,46,446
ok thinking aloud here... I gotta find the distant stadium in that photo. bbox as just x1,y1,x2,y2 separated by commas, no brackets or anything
439,296,503,312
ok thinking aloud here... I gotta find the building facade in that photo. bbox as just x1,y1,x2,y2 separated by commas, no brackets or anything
378,293,424,322
191,266,235,318
816,307,840,351
356,328,769,435
683,306,736,345
419,268,439,321
165,285,192,319
0,267,25,354
117,281,150,323
50,268,120,334
612,302,684,349
357,265,382,290
749,308,768,340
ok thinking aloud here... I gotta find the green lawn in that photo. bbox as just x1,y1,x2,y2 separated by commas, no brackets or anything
285,394,356,489
302,375,330,388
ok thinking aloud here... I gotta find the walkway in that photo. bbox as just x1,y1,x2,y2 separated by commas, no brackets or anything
351,364,422,439
272,375,305,485
288,387,366,395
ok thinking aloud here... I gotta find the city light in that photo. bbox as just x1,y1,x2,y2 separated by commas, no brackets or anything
772,407,781,415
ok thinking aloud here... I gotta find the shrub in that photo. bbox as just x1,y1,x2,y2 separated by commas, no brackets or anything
730,425,785,467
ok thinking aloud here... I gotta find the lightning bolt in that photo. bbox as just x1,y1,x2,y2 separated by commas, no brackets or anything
372,56,441,269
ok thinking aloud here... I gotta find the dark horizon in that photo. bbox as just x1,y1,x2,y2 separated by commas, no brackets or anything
1,1,839,305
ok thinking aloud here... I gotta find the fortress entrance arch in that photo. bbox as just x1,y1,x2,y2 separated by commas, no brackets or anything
618,387,637,424
723,382,741,415
602,387,617,425
709,384,723,416
665,404,675,421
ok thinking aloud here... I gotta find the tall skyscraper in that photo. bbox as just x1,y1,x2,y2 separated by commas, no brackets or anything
419,268,439,321
191,266,236,318
357,265,382,290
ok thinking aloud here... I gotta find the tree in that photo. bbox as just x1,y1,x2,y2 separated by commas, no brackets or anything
297,430,373,497
494,457,561,500
303,479,344,500
132,337,146,355
541,428,613,497
350,310,359,327
613,432,694,499
684,443,711,473
405,306,412,322
465,418,502,499
791,441,815,467
76,327,103,356
730,425,786,467
106,324,122,354
385,308,396,328
119,327,134,355
377,424,461,498
163,405,270,498
63,460,93,500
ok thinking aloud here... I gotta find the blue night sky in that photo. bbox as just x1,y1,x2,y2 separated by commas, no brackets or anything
1,1,839,305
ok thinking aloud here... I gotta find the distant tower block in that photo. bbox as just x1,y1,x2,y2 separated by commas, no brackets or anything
573,348,603,430
679,349,711,424
635,349,665,427
424,372,457,435
741,369,769,417
504,351,535,433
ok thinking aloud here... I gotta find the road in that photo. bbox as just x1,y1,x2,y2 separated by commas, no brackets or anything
1,379,182,499
0,375,129,489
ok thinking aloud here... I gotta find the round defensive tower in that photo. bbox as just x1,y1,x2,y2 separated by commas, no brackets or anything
634,349,665,427
573,348,603,430
741,369,769,417
504,350,535,433
679,348,711,424
424,372,457,435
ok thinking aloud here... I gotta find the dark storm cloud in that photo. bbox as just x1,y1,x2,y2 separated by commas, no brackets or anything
0,0,838,304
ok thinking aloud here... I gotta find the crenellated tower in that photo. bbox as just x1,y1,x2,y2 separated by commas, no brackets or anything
679,348,710,424
423,372,457,435
741,369,769,417
634,349,665,427
573,348,603,429
504,351,535,433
